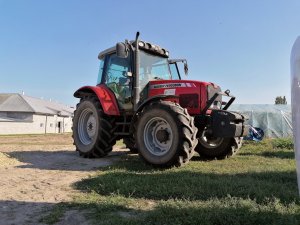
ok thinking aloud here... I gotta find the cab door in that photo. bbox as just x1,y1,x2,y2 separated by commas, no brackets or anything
103,53,133,110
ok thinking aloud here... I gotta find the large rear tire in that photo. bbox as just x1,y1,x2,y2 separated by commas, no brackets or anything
195,129,242,159
135,101,198,167
72,96,116,158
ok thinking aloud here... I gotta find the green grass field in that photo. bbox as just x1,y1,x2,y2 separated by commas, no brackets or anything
43,138,300,225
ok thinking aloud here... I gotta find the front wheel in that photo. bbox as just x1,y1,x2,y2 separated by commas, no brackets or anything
135,101,198,167
195,129,242,159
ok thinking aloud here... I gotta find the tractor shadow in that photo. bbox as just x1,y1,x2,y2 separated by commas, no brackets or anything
0,200,55,225
0,200,90,225
7,149,127,171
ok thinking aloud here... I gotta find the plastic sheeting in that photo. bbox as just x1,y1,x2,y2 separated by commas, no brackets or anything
230,104,292,138
291,36,300,195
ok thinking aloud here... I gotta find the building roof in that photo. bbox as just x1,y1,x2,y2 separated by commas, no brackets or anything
0,93,74,117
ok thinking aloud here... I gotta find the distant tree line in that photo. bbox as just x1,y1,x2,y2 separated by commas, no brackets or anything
275,96,287,104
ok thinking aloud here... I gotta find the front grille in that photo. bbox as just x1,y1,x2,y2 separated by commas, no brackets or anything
207,84,221,101
207,84,222,109
179,94,199,109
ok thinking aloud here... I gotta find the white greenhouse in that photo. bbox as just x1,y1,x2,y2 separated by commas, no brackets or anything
230,104,292,138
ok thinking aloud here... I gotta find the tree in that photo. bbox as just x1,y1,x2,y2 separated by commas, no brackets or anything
275,96,287,104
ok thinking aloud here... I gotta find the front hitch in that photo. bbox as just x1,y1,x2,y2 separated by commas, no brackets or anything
209,110,250,138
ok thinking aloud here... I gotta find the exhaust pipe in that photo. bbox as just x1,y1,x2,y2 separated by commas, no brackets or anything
133,32,140,111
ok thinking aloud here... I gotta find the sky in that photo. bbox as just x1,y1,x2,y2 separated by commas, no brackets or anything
0,0,299,106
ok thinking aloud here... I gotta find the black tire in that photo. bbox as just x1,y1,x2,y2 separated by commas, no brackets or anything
72,96,116,158
195,129,242,159
135,101,198,167
123,137,138,154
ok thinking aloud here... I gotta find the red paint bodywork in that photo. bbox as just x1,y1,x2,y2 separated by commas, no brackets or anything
74,80,218,116
74,84,120,116
148,80,218,115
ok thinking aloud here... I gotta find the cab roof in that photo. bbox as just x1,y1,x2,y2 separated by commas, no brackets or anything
98,40,169,60
98,46,115,59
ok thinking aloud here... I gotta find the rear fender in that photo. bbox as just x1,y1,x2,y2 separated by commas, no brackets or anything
74,85,120,116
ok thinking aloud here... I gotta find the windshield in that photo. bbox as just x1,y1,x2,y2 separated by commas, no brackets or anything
139,51,171,89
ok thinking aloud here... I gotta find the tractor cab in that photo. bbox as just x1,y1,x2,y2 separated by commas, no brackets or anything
96,40,187,112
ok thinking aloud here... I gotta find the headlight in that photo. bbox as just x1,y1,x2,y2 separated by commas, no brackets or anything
211,101,222,109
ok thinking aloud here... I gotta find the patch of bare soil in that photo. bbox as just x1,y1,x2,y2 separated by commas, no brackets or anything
0,134,125,225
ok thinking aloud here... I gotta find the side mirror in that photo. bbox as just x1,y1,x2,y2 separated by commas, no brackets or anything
116,42,128,58
184,62,188,75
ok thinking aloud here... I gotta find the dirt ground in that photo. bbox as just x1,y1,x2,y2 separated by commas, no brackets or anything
0,134,125,225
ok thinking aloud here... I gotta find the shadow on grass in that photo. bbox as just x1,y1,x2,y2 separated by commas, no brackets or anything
1,198,298,225
1,197,298,225
69,200,300,225
240,150,295,159
75,157,299,205
261,150,295,159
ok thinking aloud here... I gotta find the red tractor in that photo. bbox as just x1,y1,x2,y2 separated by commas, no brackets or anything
73,32,249,167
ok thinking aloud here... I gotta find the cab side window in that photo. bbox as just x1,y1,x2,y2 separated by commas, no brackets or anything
105,54,130,83
104,53,132,108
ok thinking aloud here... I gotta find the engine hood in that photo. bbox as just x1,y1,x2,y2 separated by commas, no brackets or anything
148,80,220,89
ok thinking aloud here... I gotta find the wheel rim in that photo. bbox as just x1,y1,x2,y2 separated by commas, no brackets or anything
77,108,97,145
143,117,173,156
199,130,223,149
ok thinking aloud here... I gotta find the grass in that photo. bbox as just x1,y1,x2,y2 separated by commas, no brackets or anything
272,137,294,150
39,203,70,224
44,138,300,225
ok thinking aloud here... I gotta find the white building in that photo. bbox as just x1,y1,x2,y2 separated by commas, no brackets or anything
0,93,74,135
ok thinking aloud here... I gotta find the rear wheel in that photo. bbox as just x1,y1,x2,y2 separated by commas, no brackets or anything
135,101,198,167
72,96,116,158
123,137,138,153
196,129,242,159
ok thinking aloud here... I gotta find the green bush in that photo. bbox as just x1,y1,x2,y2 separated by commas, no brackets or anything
272,138,294,150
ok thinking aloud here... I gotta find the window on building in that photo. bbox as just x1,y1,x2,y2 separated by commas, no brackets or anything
40,123,44,127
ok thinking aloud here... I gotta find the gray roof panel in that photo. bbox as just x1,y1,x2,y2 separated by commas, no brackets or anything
0,93,74,117
0,94,34,112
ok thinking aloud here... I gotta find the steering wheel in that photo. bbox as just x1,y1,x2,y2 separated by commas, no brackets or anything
107,82,119,94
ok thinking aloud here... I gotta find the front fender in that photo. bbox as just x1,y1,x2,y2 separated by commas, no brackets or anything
128,95,179,134
136,95,179,113
74,85,120,116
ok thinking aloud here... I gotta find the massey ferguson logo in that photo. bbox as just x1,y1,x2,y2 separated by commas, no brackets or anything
150,83,196,89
